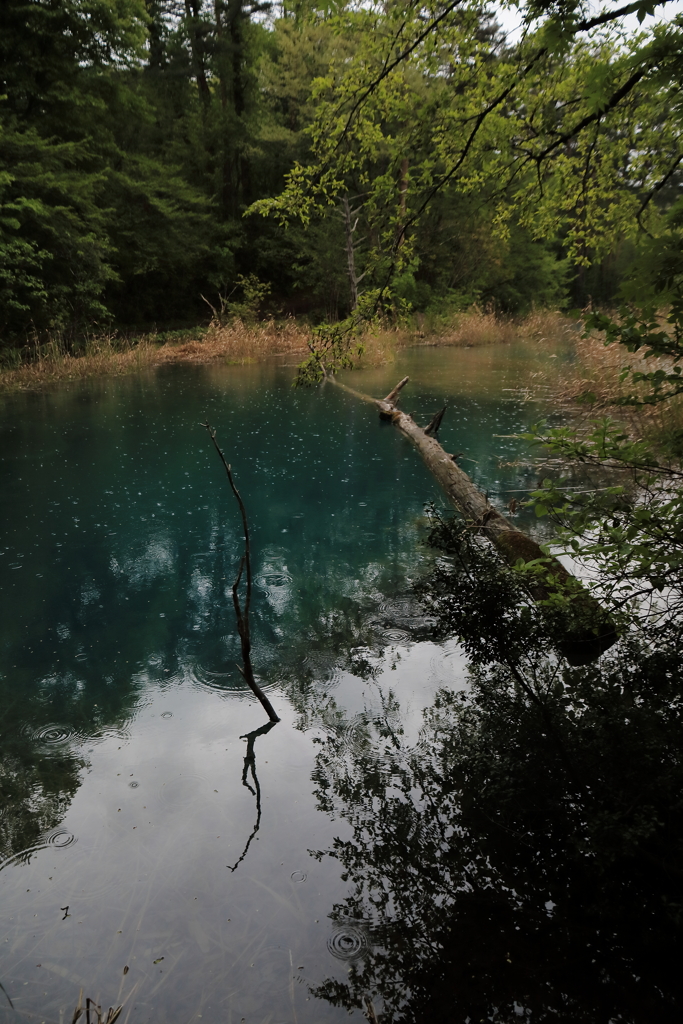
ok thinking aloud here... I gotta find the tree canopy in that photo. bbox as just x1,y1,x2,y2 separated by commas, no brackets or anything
4,1,680,348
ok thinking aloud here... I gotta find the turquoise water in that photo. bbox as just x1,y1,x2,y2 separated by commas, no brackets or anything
0,346,553,1023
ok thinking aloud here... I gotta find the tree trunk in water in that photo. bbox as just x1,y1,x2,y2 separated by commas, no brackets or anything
329,374,618,665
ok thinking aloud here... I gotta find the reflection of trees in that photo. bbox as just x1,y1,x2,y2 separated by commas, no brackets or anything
0,744,81,866
0,666,141,866
310,539,683,1023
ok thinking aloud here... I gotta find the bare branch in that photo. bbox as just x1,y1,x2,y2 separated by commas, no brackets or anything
202,423,280,723
534,67,646,162
637,151,683,223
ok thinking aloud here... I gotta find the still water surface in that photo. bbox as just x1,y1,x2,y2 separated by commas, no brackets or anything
0,345,556,1022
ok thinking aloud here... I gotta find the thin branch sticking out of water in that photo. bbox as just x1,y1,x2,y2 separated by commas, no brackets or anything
72,989,123,1024
202,423,280,723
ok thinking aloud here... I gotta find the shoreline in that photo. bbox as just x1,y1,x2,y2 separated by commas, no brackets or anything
0,310,571,396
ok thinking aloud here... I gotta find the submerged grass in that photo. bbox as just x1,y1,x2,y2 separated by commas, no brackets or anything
0,309,570,394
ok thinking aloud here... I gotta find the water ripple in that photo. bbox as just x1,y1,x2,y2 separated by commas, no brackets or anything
334,714,371,754
379,627,411,645
46,828,76,848
22,723,78,745
256,572,293,589
327,924,368,961
0,828,76,873
189,662,231,691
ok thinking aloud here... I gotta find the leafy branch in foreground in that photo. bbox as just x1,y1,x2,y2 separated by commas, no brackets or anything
295,288,404,385
584,298,683,405
521,419,683,626
251,3,683,376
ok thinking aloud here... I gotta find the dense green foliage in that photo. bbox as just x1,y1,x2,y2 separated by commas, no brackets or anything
248,0,682,380
11,0,675,350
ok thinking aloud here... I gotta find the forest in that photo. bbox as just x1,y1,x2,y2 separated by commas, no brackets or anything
2,0,680,349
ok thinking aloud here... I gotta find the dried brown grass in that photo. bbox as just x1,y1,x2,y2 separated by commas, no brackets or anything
0,318,311,394
0,309,572,394
156,317,310,364
427,307,519,347
557,330,668,408
0,335,160,393
356,308,571,367
536,314,683,451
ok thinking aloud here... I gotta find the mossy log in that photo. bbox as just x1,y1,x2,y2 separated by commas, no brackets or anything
330,374,617,665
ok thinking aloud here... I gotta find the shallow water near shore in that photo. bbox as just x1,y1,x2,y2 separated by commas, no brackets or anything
0,343,566,1022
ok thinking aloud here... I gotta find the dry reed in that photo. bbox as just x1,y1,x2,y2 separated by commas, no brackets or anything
156,316,310,364
554,326,679,413
531,315,683,454
0,318,311,394
0,334,160,394
356,308,571,367
0,309,572,394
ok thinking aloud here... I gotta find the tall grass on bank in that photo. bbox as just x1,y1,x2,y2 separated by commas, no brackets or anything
0,331,161,393
0,319,311,393
0,309,570,393
353,308,570,366
160,316,310,363
545,314,683,459
555,329,665,408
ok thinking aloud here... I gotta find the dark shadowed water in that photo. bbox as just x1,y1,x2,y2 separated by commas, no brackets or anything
0,344,564,1023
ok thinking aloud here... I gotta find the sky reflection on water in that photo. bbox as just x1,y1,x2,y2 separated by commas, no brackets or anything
0,346,558,1022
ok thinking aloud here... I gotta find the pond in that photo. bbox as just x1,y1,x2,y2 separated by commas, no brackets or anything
0,341,645,1024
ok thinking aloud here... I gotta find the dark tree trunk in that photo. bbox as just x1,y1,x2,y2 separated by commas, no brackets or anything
184,0,211,108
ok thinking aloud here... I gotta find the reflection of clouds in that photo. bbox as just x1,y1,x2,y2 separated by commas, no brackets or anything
80,582,101,606
188,568,214,630
256,549,293,616
113,534,175,586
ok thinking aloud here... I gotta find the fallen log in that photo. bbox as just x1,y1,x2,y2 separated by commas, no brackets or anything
329,373,618,665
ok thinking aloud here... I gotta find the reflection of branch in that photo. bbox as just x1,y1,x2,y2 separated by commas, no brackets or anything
202,423,280,723
227,720,276,872
0,980,14,1010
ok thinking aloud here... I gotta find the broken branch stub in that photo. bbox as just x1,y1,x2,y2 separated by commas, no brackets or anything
382,376,410,408
424,405,447,436
329,376,617,665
